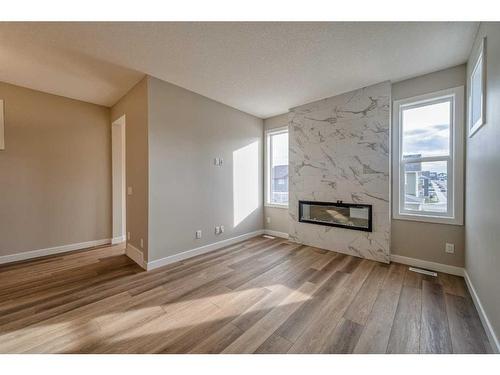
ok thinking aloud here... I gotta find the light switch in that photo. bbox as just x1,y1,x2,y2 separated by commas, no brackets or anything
127,186,133,195
196,230,202,239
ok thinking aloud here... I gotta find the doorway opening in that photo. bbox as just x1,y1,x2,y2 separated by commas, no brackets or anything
112,115,126,244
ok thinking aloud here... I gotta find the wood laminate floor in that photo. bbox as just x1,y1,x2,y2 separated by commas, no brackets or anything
0,236,492,353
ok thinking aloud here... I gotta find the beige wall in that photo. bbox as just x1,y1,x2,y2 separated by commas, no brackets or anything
263,113,289,234
110,77,149,260
465,23,500,349
391,220,464,267
147,76,264,261
391,65,466,267
0,81,111,257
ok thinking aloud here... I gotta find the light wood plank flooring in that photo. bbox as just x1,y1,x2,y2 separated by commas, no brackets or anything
0,236,491,353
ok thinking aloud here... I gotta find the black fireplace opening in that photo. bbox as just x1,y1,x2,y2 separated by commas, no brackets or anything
298,200,372,232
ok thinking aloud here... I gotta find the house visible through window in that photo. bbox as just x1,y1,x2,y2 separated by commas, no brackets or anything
393,87,464,225
266,127,288,206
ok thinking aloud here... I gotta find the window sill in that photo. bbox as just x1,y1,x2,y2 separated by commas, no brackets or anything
265,203,289,210
393,212,463,226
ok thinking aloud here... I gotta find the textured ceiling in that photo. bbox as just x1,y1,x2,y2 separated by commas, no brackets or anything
0,22,479,117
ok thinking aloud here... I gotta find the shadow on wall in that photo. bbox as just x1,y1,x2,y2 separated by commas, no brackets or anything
232,140,259,228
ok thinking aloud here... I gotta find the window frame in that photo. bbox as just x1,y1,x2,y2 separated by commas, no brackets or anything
265,126,289,209
468,37,486,137
392,87,464,225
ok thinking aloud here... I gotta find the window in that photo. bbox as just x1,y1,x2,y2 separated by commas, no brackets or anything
469,37,486,137
265,127,288,207
392,87,464,225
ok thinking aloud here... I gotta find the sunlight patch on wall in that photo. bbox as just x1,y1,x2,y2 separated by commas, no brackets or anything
233,141,259,227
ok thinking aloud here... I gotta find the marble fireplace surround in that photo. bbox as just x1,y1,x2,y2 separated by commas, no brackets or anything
288,81,391,263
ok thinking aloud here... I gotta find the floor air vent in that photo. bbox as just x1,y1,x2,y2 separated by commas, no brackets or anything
409,267,437,277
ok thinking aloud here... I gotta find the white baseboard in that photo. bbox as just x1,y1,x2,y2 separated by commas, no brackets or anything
0,238,111,265
463,270,500,353
126,243,147,270
390,254,464,277
263,229,289,239
146,230,265,271
111,235,127,245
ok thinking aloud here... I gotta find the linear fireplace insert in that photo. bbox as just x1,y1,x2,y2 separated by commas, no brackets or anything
298,200,372,232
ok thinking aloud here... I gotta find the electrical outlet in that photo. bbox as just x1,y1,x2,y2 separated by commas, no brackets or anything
266,217,271,224
140,238,144,248
220,225,224,233
195,230,202,239
127,232,131,240
215,226,220,235
445,243,455,254
127,186,133,195
214,157,219,166
219,157,223,166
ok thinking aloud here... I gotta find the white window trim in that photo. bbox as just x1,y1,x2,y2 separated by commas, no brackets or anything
392,87,464,225
265,126,289,209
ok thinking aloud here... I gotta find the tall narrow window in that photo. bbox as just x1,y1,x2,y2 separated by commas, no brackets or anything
393,87,464,225
265,127,288,207
469,37,486,136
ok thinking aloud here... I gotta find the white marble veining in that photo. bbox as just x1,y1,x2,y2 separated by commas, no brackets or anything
288,81,391,263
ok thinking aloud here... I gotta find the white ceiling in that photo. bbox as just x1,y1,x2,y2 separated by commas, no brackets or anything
0,22,479,118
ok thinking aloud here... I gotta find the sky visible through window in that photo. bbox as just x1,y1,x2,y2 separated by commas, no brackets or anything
402,100,450,174
471,61,483,124
272,132,288,166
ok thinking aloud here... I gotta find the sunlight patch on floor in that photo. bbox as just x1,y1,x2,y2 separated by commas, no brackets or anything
102,284,312,344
